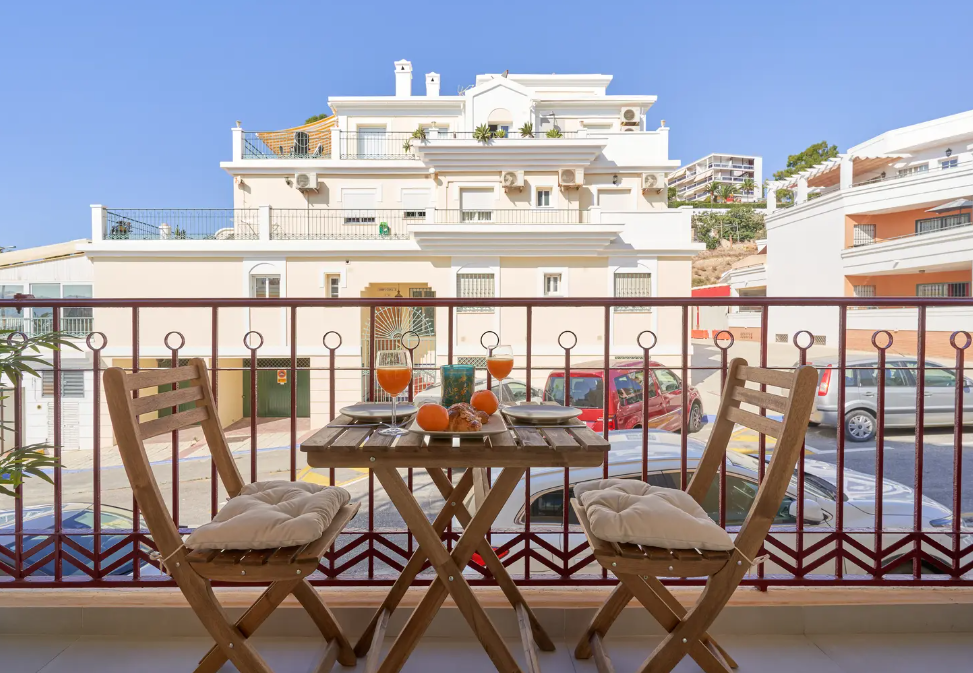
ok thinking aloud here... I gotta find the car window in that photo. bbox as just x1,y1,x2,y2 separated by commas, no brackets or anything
505,381,528,401
546,376,604,409
695,472,795,526
523,471,672,525
858,366,913,387
924,367,957,388
654,369,681,394
613,374,643,406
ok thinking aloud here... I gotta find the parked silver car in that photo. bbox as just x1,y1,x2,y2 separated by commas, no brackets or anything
809,357,973,441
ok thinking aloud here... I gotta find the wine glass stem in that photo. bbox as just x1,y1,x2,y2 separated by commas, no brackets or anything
390,395,397,428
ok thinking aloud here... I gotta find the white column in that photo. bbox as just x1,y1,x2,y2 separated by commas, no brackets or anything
231,126,243,161
588,206,602,224
766,185,777,213
259,205,271,241
839,155,854,190
331,127,341,160
795,176,808,204
90,204,106,242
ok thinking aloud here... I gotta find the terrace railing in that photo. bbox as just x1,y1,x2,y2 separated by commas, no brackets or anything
1,295,971,589
105,209,259,240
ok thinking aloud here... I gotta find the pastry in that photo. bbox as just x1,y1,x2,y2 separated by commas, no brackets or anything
447,403,483,432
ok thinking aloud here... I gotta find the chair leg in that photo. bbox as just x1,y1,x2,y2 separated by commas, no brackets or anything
179,572,276,673
196,579,300,673
634,565,741,673
293,579,357,667
574,581,633,659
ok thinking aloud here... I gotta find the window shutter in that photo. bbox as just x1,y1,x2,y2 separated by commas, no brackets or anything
342,189,377,210
460,188,494,211
614,272,652,312
597,189,632,211
42,371,85,398
457,273,495,313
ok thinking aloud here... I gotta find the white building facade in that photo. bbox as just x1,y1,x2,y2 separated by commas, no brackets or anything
764,109,973,355
82,61,702,435
668,153,763,203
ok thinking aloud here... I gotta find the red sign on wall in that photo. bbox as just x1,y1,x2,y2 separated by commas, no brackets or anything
277,369,287,384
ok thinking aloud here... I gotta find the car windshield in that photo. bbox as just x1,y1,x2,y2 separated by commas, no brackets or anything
545,376,604,408
728,451,839,502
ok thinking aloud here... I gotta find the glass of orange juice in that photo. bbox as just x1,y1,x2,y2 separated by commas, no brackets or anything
376,349,412,436
486,344,514,408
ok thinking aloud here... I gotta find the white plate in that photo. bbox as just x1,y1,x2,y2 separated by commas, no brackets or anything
501,404,582,425
340,403,417,423
408,412,509,439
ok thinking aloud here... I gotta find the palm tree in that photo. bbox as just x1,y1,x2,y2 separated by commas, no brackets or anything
741,177,755,199
717,183,738,203
706,182,720,202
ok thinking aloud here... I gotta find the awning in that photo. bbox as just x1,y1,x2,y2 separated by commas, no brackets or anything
927,198,973,213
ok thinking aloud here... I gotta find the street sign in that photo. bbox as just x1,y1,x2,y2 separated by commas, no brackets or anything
277,369,287,385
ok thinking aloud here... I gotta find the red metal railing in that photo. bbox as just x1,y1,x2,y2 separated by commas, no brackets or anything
0,296,971,588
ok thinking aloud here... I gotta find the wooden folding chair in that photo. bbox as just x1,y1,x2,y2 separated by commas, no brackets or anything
571,358,818,673
104,357,359,673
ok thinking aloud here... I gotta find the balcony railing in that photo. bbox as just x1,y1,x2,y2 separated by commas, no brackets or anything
848,213,972,248
1,295,972,589
270,209,415,240
338,133,419,160
0,316,93,338
105,209,259,240
436,209,591,224
243,131,331,159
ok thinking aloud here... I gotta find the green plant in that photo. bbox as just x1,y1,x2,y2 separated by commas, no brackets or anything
706,182,721,201
717,183,738,203
402,139,413,153
172,226,187,240
773,141,839,181
668,200,767,209
667,186,678,202
304,113,331,124
519,122,534,138
411,126,427,141
692,207,766,249
545,127,563,139
741,177,755,197
1,331,76,497
473,124,493,143
493,128,506,138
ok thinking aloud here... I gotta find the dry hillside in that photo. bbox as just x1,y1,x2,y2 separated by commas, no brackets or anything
692,242,758,287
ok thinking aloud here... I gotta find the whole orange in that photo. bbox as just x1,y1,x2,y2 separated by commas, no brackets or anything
416,404,449,432
470,390,499,416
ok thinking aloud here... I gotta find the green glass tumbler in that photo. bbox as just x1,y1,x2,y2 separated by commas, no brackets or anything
440,364,475,407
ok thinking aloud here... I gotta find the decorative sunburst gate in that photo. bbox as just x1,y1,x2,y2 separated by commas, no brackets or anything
361,299,436,401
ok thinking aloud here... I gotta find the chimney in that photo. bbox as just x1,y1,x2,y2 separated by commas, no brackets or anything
394,59,412,97
425,72,440,97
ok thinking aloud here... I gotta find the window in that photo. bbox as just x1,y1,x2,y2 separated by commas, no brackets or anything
355,126,387,158
697,473,795,526
0,284,24,330
544,376,604,409
613,373,643,406
915,213,971,235
536,189,552,208
853,224,876,247
456,273,494,313
41,371,85,398
654,369,681,395
614,272,652,312
251,275,280,298
487,124,510,136
342,189,377,224
853,285,876,298
326,275,340,298
924,367,958,388
401,188,430,222
403,210,426,221
502,381,529,402
543,273,562,296
520,472,672,525
858,365,914,388
916,282,970,298
897,164,928,177
30,283,59,333
460,188,494,222
942,158,958,170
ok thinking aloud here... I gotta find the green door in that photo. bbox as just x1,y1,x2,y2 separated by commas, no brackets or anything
157,359,197,418
243,358,310,418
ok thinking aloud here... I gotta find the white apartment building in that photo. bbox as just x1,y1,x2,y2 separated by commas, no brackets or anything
668,153,763,203
763,109,973,356
0,241,95,451
81,60,702,435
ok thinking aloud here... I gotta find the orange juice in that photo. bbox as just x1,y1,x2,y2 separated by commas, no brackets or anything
377,366,412,396
486,357,514,380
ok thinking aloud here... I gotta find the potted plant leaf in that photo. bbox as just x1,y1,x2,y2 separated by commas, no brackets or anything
473,124,493,144
546,127,563,139
411,126,427,141
519,122,534,138
402,139,413,154
493,128,507,138
0,330,76,497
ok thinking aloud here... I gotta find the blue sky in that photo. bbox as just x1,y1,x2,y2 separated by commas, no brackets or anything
1,0,971,250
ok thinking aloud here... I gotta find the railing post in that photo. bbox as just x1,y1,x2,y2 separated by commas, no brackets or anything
90,204,106,242
839,155,853,191
331,127,341,160
231,124,243,161
795,175,809,204
589,205,602,224
766,186,777,213
258,205,271,241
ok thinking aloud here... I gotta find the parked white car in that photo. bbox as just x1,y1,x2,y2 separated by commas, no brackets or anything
467,430,971,577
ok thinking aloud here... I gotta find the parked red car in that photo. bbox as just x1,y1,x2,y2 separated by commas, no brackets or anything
542,360,705,433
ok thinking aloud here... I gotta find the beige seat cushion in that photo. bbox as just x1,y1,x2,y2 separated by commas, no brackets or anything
576,478,734,551
186,481,351,551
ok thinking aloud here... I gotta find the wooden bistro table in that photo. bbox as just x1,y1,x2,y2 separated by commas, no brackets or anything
301,413,610,673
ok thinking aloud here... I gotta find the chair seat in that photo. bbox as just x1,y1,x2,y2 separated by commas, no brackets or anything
186,481,351,551
575,478,735,551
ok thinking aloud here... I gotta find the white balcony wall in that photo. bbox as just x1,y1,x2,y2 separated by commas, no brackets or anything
590,131,670,170
841,223,973,276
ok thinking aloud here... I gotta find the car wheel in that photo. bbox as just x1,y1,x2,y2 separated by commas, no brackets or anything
688,402,704,433
845,410,876,442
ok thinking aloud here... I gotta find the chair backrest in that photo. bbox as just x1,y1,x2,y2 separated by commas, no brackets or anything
686,357,818,559
103,358,244,558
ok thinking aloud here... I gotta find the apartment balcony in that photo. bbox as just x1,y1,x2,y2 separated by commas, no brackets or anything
841,216,973,276
0,315,93,338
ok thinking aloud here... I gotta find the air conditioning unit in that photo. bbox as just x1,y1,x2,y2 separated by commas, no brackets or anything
619,107,640,126
559,168,584,189
293,173,318,192
641,172,666,194
622,126,638,132
500,170,525,190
